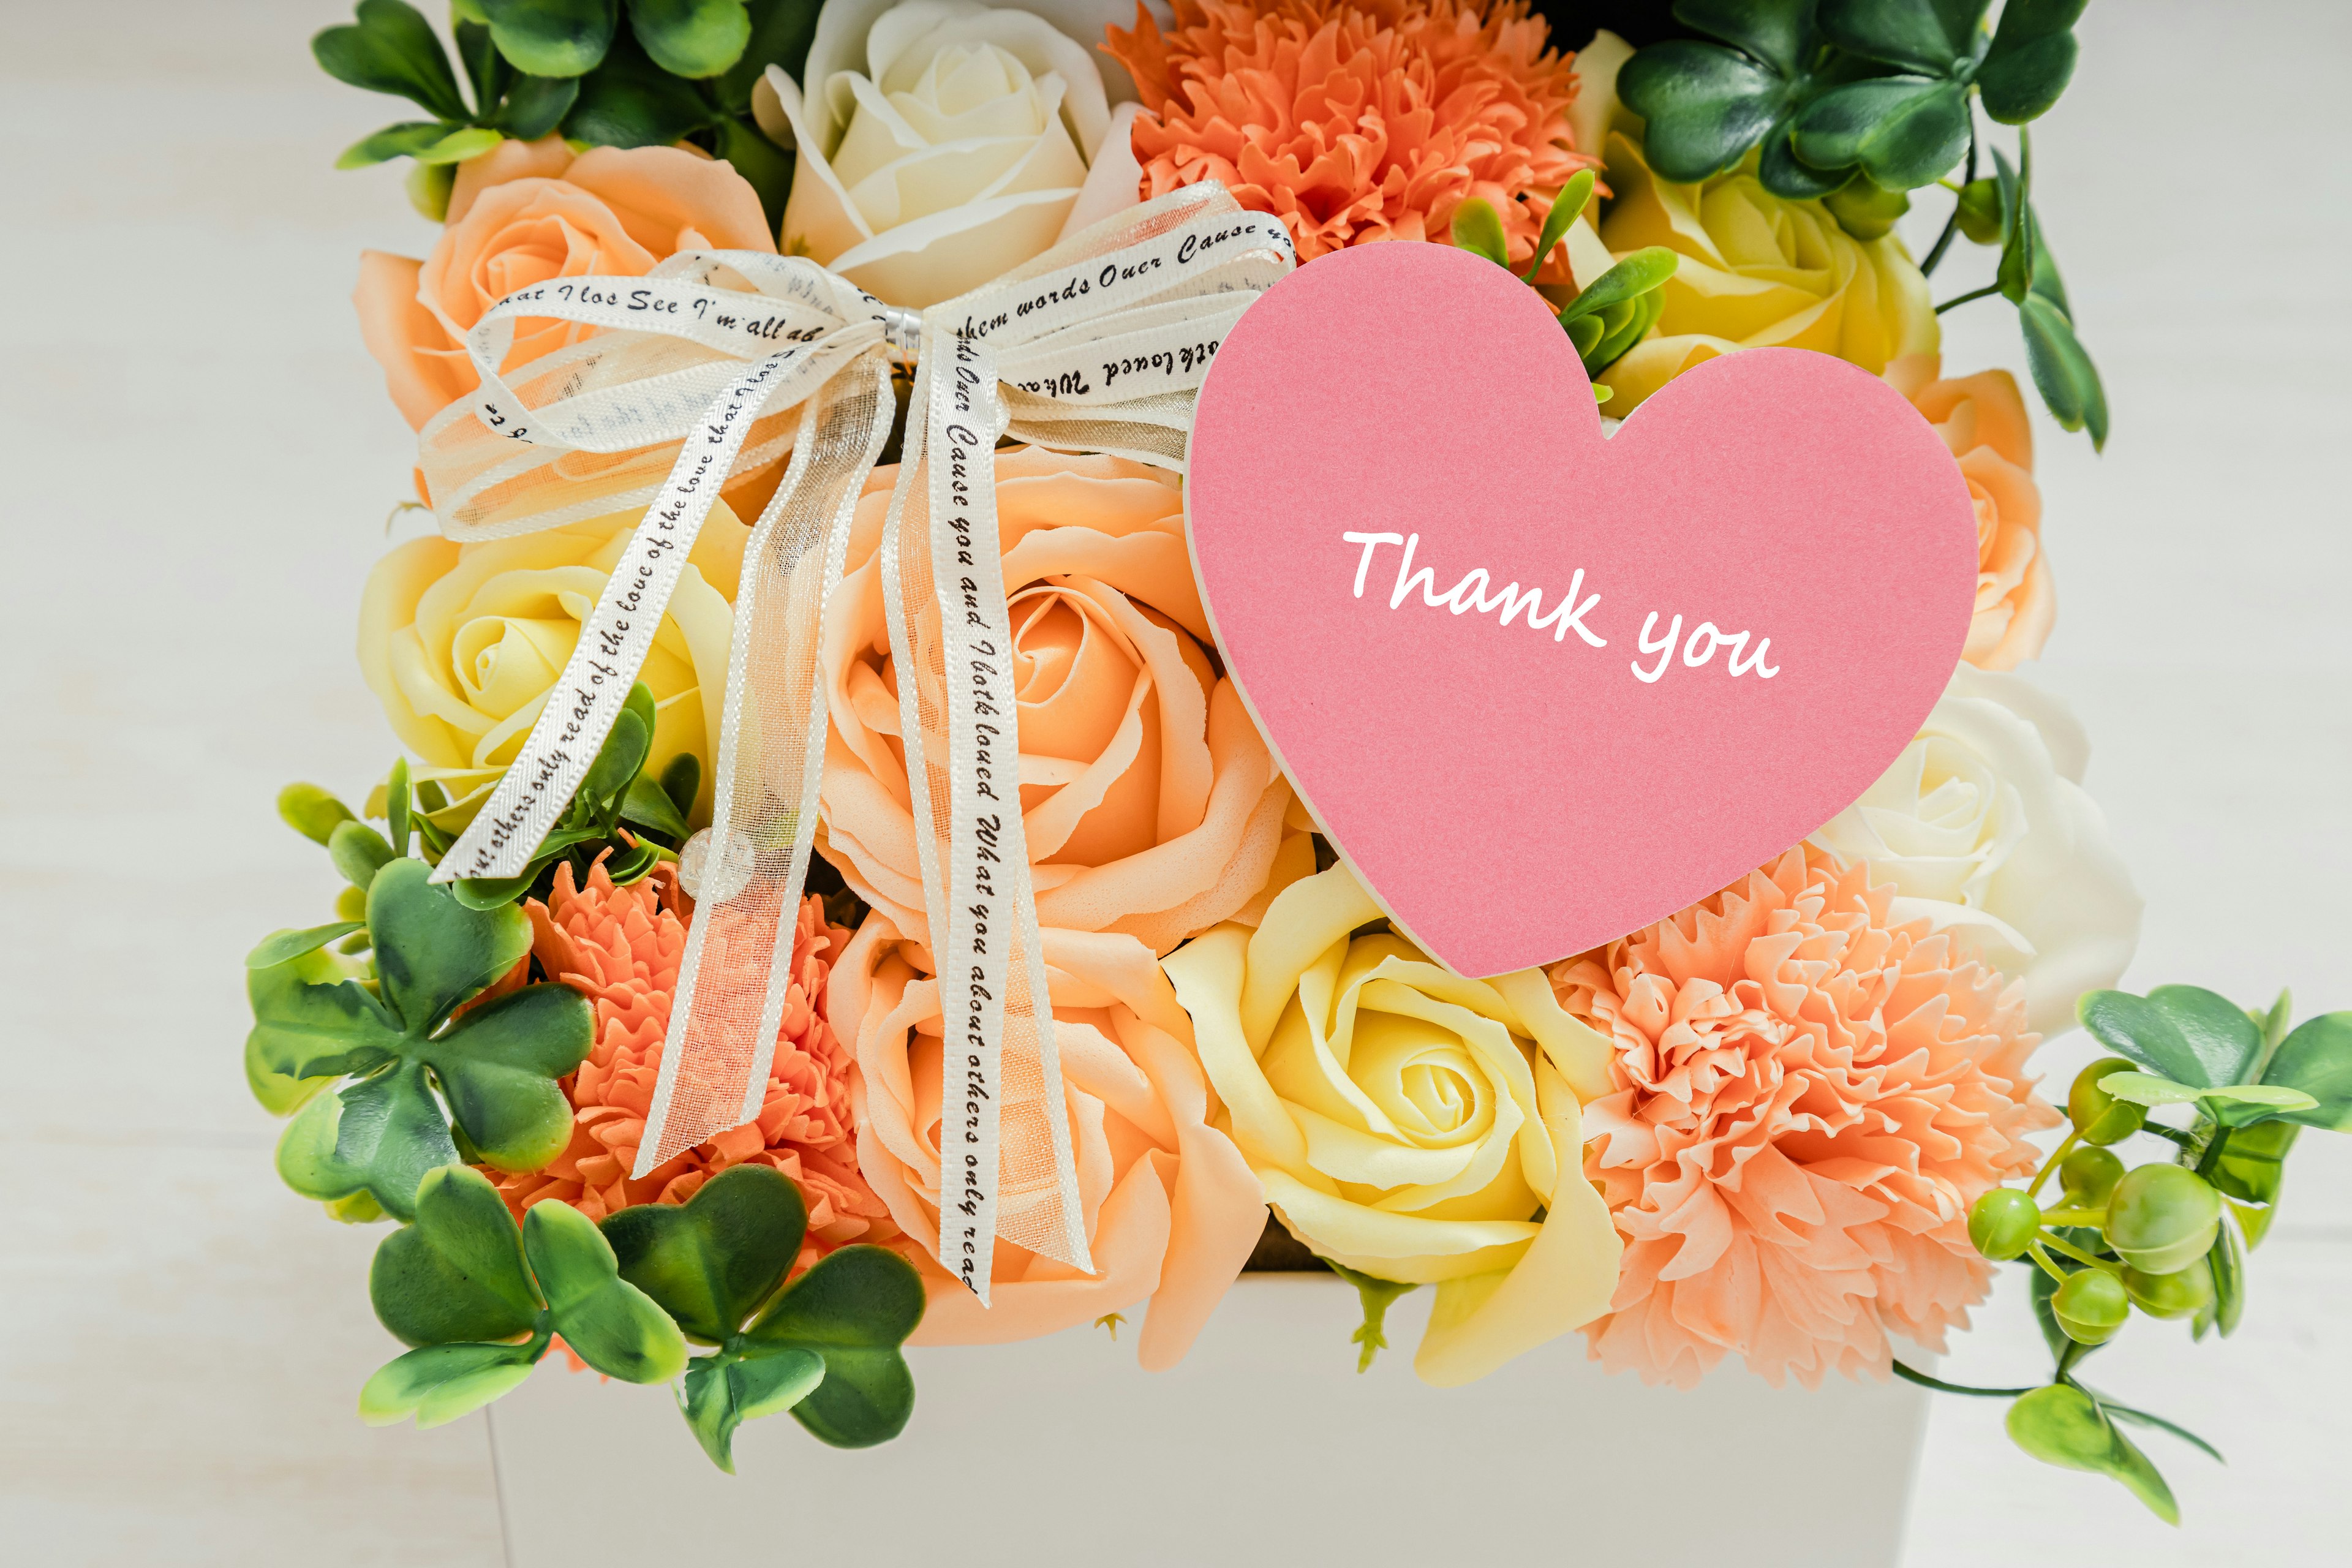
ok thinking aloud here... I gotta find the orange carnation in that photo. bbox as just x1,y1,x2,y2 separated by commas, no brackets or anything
484,858,894,1262
1550,850,2055,1389
1106,0,1592,273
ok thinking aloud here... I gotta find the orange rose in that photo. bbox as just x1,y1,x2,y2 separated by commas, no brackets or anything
353,137,776,430
819,447,1309,953
829,912,1265,1367
1896,361,2053,670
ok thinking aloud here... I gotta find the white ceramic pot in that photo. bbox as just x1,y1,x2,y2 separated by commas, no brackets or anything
488,1275,1928,1566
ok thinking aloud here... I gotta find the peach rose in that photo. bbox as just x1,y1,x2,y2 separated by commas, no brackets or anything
819,446,1308,953
353,138,777,431
1891,360,2053,670
829,911,1265,1366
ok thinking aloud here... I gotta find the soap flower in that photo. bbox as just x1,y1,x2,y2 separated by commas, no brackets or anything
353,138,775,429
756,0,1146,307
1552,850,2054,1389
820,446,1304,954
357,500,745,826
832,910,1266,1366
1890,359,2054,669
1808,663,2141,1041
1107,0,1594,275
486,858,895,1263
1593,132,1937,412
1163,864,1624,1386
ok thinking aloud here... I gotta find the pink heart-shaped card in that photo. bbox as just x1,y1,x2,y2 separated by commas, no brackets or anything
1187,241,1977,977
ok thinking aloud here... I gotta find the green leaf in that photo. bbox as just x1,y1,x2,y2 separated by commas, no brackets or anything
605,1164,808,1343
682,1348,825,1471
2096,1072,2201,1107
276,1062,461,1221
334,121,461,169
565,31,717,146
454,17,511,110
1818,0,1988,77
367,859,532,1035
370,1165,543,1346
581,707,652,813
313,0,471,121
2259,1012,2352,1129
478,0,617,77
2005,1384,2179,1525
454,873,535,910
2087,1392,2226,1464
2079,987,2264,1091
1558,247,1679,326
360,1341,540,1428
2212,1117,2296,1205
279,783,356,845
1448,197,1510,267
1618,39,1794,184
386,757,413,859
330,820,397,891
246,922,367,970
2228,1196,2278,1251
631,0,751,78
2019,293,2108,451
715,0,819,111
1755,110,1852,198
2208,1212,2244,1338
1977,0,2083,124
423,983,595,1172
246,947,405,1082
742,1245,925,1446
709,113,793,232
1793,76,1972,191
246,1029,337,1118
659,752,702,821
415,125,506,164
524,1201,689,1383
620,771,692,840
2208,1083,2321,1130
1523,169,1594,281
1676,0,1819,77
498,74,581,140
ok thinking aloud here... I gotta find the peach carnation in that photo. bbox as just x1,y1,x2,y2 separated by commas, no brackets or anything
485,858,893,1261
1106,0,1592,273
1550,850,2054,1389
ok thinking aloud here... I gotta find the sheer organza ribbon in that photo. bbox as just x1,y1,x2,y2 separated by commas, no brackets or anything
418,183,1292,1299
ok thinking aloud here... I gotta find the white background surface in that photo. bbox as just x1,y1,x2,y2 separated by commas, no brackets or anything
2,2,2345,1563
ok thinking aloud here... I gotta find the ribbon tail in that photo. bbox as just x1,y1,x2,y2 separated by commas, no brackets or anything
632,350,894,1178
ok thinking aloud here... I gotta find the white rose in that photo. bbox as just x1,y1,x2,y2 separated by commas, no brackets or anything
753,0,1157,307
1808,663,2142,1039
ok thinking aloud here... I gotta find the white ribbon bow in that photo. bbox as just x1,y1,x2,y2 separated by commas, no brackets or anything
419,183,1292,1300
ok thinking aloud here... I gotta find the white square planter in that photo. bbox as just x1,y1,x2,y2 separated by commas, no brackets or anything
488,1275,1928,1566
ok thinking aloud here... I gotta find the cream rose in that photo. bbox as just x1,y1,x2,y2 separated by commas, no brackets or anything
357,504,745,824
1162,865,1624,1386
1807,663,2141,1039
820,447,1303,953
754,0,1151,307
832,913,1265,1366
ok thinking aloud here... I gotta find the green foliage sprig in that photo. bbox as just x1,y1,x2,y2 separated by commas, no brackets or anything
1613,1,2105,447
361,1164,925,1463
1907,983,2352,1523
1448,169,1679,404
314,0,816,224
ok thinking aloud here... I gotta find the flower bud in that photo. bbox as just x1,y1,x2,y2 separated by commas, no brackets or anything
2068,1058,2148,1145
1825,174,1912,243
1954,178,2004,244
2051,1268,2129,1345
2059,1146,2125,1207
2122,1262,2215,1320
2105,1163,2222,1275
1968,1188,2041,1261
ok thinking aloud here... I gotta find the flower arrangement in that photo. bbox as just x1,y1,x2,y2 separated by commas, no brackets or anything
249,0,2352,1527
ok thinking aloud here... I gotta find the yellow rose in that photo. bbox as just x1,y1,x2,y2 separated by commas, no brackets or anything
1161,865,1623,1385
356,504,745,824
756,0,1142,307
1595,131,1937,411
